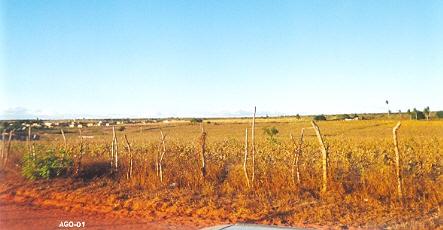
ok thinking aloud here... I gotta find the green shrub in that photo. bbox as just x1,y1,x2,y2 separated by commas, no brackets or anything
263,127,279,143
190,118,203,123
313,114,327,121
436,111,443,118
22,149,73,180
332,114,351,120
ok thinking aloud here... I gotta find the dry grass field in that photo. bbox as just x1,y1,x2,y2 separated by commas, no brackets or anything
1,119,442,228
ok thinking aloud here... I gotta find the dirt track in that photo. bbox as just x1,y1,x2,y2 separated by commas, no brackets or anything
0,199,197,230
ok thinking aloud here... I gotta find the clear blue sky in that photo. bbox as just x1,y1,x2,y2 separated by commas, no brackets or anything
1,1,442,119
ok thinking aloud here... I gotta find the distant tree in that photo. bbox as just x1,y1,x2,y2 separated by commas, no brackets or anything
190,118,203,123
407,109,412,120
413,108,418,120
423,106,430,120
295,114,301,120
412,108,425,120
336,114,351,120
313,114,327,121
385,100,390,118
436,111,443,118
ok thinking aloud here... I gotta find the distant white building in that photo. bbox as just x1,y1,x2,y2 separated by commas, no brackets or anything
31,123,42,128
345,117,359,121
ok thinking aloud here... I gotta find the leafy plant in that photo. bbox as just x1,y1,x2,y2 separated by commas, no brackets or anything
22,149,73,180
263,126,279,143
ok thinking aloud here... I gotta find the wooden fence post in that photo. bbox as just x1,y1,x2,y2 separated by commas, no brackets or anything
114,129,118,171
243,128,250,188
251,106,256,186
3,130,13,166
111,126,115,169
124,134,133,180
1,132,5,162
290,128,305,186
311,121,328,194
200,124,207,178
393,122,403,201
61,128,67,150
111,126,118,172
74,129,84,177
27,126,31,153
159,130,167,183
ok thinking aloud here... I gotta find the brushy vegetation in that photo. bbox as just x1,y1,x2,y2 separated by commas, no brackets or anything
22,149,73,180
3,119,443,227
313,114,327,121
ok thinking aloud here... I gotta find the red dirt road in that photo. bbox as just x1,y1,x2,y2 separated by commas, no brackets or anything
0,199,197,230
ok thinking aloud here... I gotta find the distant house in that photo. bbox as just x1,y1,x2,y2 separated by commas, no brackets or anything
31,123,42,128
44,122,53,128
345,117,359,121
77,124,83,128
87,123,94,127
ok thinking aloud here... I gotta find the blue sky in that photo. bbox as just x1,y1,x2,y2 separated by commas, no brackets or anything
1,1,442,119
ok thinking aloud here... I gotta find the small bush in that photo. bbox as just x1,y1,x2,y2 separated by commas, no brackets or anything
190,118,203,123
118,126,126,131
263,127,279,143
22,149,73,180
313,114,327,121
435,111,443,118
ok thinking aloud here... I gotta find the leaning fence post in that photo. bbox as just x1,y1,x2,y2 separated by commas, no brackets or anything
290,128,305,186
61,128,67,150
3,130,13,166
124,134,133,180
311,121,328,194
392,122,403,201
